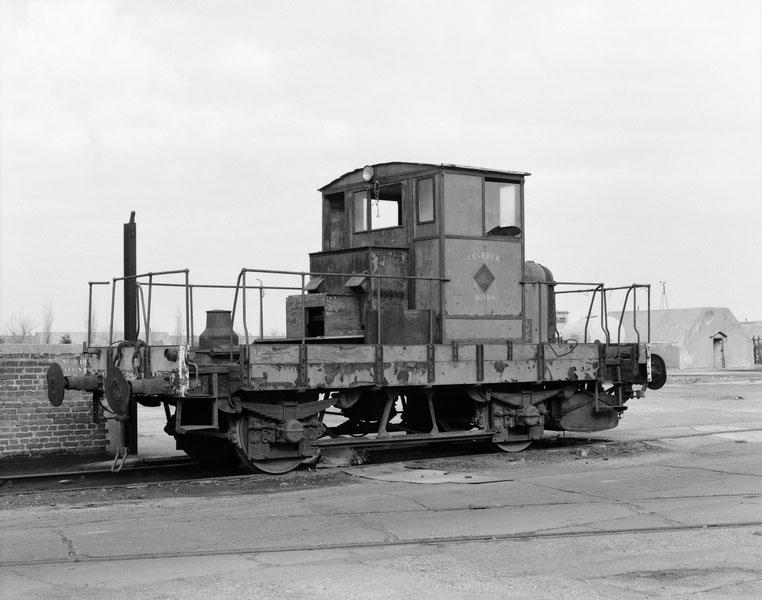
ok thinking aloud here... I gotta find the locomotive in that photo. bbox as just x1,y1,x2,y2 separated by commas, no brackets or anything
46,162,666,473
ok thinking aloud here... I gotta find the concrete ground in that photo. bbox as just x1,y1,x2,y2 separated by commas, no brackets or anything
2,373,762,599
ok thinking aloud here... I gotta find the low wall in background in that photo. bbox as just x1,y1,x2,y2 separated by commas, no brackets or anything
0,345,109,460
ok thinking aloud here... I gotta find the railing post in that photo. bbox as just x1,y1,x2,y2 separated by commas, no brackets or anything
109,278,117,347
376,273,382,345
242,270,250,345
301,272,306,344
600,288,610,344
87,283,94,348
146,273,153,346
184,269,190,345
647,285,651,344
259,285,264,341
583,286,598,344
189,285,195,347
428,278,433,345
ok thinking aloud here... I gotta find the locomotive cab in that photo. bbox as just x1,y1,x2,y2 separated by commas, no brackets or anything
287,162,545,345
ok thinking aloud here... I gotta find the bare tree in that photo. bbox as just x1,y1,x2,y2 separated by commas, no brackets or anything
42,301,55,344
173,307,184,344
3,314,36,343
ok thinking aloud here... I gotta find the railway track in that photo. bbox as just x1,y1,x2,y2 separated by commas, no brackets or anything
2,426,760,496
2,520,761,569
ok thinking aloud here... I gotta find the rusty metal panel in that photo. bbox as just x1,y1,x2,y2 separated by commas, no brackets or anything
381,345,429,386
543,343,599,381
247,345,302,389
305,344,376,388
433,343,478,383
245,342,601,391
483,343,537,383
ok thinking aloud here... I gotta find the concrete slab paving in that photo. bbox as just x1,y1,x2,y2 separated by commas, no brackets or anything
3,377,762,598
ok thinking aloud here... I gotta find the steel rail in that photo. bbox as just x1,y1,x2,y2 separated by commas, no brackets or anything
2,521,760,569
0,457,196,483
4,426,762,497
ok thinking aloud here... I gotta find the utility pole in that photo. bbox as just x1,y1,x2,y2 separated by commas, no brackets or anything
659,281,669,310
123,211,138,454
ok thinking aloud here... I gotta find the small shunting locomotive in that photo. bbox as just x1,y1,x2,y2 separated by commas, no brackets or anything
46,162,666,473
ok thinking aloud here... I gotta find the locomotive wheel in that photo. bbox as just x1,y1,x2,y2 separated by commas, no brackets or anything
492,440,532,453
250,457,307,474
232,414,318,475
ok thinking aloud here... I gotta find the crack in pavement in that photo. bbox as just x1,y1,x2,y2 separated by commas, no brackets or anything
350,513,401,543
56,529,77,562
695,574,762,595
7,567,57,587
522,480,616,502
662,463,762,478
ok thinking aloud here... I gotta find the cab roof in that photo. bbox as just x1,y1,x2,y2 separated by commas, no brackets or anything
319,162,530,192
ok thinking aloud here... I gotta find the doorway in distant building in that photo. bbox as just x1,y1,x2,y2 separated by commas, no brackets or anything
711,332,727,369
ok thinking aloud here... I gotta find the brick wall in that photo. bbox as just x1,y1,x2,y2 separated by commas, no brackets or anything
0,347,108,459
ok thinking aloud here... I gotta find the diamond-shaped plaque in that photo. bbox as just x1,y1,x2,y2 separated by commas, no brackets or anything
473,263,495,292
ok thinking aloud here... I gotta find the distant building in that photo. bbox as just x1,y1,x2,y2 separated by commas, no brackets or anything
618,308,755,369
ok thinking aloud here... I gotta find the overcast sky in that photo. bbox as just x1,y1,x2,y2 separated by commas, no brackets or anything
1,0,760,335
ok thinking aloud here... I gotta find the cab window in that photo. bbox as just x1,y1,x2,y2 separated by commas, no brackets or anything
355,183,402,231
484,179,521,236
353,191,368,232
416,178,435,223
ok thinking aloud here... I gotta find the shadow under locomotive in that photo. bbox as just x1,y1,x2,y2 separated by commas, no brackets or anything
46,162,666,474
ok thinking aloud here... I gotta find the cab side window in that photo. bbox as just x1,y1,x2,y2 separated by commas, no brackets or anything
416,178,435,223
484,179,521,236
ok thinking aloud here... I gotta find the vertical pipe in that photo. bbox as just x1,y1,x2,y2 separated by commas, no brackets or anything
123,213,137,342
123,212,138,455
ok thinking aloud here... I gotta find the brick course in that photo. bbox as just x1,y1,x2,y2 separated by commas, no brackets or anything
0,350,108,459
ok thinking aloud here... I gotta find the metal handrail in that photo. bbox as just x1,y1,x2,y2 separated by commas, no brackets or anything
232,267,449,347
524,281,651,346
109,269,190,348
